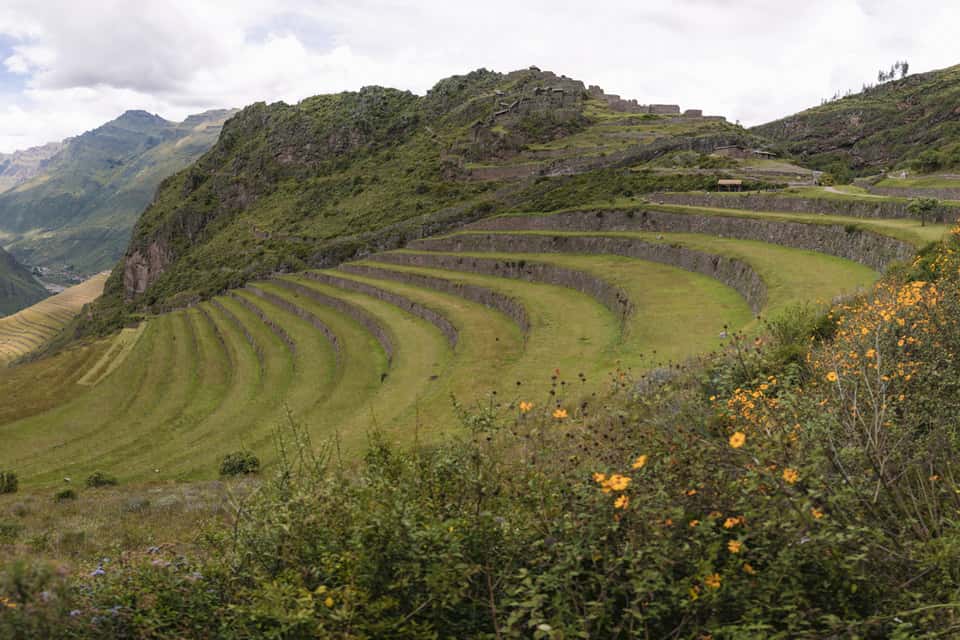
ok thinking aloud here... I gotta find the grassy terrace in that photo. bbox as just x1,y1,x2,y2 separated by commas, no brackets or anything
412,229,877,323
0,272,109,364
490,198,950,247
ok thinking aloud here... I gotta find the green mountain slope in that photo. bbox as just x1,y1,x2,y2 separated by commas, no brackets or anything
0,245,48,316
90,67,755,327
0,142,64,193
753,64,960,175
0,109,236,278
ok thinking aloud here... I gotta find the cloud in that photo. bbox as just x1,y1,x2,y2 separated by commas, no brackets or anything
0,0,958,151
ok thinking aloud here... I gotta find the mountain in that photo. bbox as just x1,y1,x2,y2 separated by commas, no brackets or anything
753,64,960,176
0,108,236,279
0,245,48,316
0,142,64,193
86,67,754,326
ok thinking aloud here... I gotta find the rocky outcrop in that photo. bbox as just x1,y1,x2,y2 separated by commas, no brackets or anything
465,208,914,272
368,251,633,327
122,241,173,299
653,191,958,222
265,279,394,364
301,272,459,349
340,263,531,336
405,233,767,315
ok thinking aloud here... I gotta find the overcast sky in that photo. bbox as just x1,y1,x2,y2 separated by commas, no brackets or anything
0,0,958,152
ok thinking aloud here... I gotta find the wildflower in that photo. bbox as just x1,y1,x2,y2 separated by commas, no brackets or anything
519,401,533,413
689,519,700,528
689,585,700,600
866,348,876,359
723,517,740,529
606,474,631,491
552,408,568,420
811,507,824,520
707,511,722,519
727,540,743,554
685,488,697,496
614,495,630,509
729,431,746,449
592,472,606,483
632,454,648,470
704,573,722,589
826,371,838,382
782,468,800,484
742,563,756,575
664,518,673,527
324,596,335,608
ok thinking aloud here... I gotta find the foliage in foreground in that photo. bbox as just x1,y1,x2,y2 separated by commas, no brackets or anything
5,231,960,637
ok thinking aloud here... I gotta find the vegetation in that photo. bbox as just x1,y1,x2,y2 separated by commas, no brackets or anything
754,62,960,175
907,196,940,227
219,452,260,477
0,110,234,279
0,247,48,316
84,472,117,489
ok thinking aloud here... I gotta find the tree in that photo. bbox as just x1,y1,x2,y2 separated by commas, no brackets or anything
908,197,939,227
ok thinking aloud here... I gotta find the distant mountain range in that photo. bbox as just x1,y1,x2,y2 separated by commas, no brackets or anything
0,108,236,281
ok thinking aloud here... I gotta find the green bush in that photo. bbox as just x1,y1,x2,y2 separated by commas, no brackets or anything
53,489,76,502
219,451,260,476
0,471,17,494
85,471,118,488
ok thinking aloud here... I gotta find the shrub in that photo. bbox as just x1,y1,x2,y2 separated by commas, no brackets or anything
85,471,118,488
0,471,17,494
53,489,76,502
219,451,260,476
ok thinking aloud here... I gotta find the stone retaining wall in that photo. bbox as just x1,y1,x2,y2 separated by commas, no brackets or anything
300,272,459,349
372,251,633,326
406,233,767,315
653,191,956,222
265,279,397,363
465,208,914,272
242,286,346,365
339,264,531,336
864,184,960,201
209,298,265,371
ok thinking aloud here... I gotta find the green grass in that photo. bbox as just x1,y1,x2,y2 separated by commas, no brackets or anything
430,230,878,326
875,174,960,189
392,250,753,367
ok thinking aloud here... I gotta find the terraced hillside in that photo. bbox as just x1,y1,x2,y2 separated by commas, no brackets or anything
0,188,941,487
0,272,109,365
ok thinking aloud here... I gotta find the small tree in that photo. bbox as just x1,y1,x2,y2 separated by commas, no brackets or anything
908,197,939,227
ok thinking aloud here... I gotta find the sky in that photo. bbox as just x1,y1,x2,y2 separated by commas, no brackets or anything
0,0,958,152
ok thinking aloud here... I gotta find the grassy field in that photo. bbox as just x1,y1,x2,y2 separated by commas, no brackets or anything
0,272,109,365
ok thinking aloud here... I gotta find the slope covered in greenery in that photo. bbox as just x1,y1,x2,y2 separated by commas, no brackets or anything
0,109,235,279
753,63,960,176
0,246,48,316
88,68,759,332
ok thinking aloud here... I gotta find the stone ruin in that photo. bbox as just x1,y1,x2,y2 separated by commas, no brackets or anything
586,85,725,121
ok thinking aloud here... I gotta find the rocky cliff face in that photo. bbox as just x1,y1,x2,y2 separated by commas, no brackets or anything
0,142,64,193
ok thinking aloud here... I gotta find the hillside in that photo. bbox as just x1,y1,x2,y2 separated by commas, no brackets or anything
0,109,235,280
0,141,64,193
753,63,960,175
90,67,760,327
0,246,48,316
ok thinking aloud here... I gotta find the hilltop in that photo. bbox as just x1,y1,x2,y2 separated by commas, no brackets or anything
87,67,760,329
0,108,236,281
753,63,960,176
0,246,47,316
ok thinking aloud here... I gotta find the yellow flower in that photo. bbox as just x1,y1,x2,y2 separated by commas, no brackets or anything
727,540,743,554
826,371,838,382
632,454,648,470
811,507,824,520
519,401,533,413
614,494,630,509
742,563,756,575
606,474,631,491
723,517,740,529
704,573,722,589
782,468,800,484
552,408,568,420
688,585,700,600
729,431,746,449
592,472,607,484
689,519,700,528
324,596,335,608
865,348,876,359
685,488,697,496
